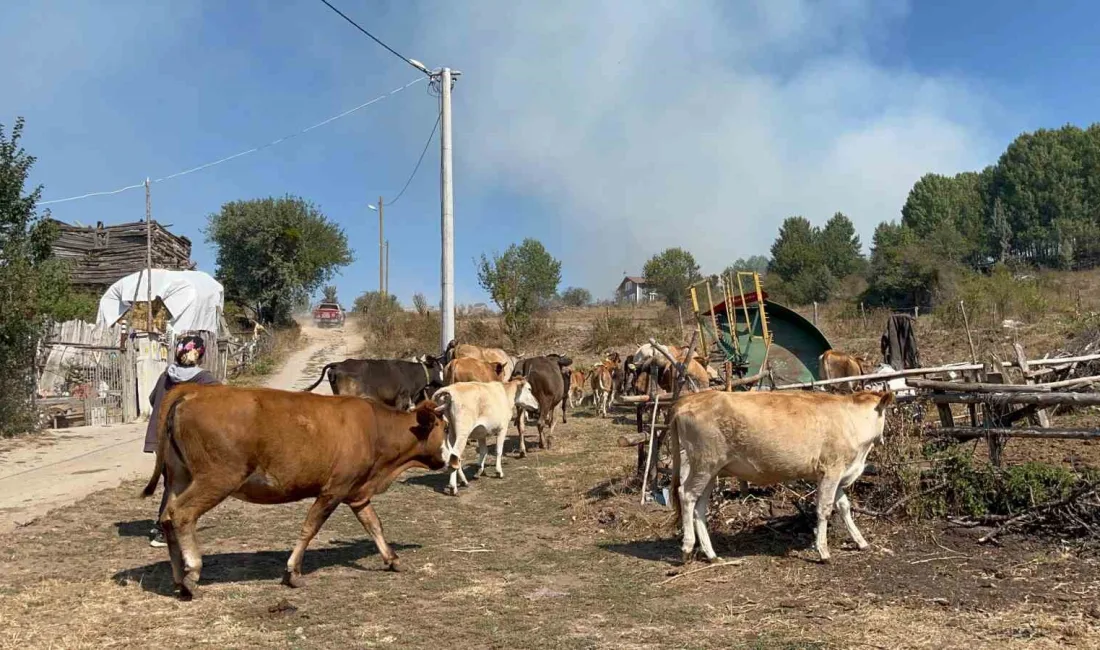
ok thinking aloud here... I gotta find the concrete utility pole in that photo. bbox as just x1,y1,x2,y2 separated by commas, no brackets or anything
377,196,385,296
437,67,459,354
144,178,153,333
385,240,390,296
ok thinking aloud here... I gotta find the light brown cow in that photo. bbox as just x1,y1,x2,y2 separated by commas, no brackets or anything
669,390,893,565
818,349,876,393
444,357,505,384
589,362,614,418
568,369,587,408
448,341,516,382
141,384,447,600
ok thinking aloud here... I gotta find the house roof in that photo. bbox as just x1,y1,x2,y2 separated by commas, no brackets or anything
616,276,648,291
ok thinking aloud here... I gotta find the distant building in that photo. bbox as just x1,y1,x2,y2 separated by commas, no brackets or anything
49,219,195,293
616,275,658,303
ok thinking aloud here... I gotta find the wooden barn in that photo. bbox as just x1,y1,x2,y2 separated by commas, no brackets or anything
49,219,195,291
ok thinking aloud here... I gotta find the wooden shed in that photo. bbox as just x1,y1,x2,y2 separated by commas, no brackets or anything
49,219,195,291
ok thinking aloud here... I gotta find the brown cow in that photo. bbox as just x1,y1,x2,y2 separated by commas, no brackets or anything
141,384,447,600
567,369,587,408
444,357,505,384
446,341,516,381
589,362,614,418
511,355,569,453
818,349,875,393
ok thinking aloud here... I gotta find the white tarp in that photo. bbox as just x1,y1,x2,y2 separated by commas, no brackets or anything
97,269,224,333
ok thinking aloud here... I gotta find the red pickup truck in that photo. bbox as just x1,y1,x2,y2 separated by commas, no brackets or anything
312,302,345,328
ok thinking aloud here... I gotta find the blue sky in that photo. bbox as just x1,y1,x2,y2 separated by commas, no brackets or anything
3,1,1097,306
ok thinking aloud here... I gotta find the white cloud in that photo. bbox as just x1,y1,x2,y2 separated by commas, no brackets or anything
414,0,1000,295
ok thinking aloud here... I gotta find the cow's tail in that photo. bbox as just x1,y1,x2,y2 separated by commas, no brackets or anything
140,387,192,498
301,362,336,392
669,407,683,531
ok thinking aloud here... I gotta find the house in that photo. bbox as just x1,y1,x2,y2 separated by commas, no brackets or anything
49,219,195,292
616,275,658,303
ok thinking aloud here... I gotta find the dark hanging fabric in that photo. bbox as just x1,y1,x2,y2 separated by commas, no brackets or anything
880,314,921,370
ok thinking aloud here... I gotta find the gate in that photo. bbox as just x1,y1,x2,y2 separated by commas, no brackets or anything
37,320,131,428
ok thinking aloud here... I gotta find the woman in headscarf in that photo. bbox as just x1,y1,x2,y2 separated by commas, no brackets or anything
143,335,219,547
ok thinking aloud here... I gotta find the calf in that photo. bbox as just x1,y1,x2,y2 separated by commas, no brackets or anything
818,349,875,393
141,384,447,600
302,356,444,409
669,389,893,564
444,357,505,384
431,378,539,495
589,362,615,418
567,369,587,407
511,355,570,453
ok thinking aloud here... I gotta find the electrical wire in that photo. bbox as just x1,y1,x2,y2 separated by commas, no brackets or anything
384,111,440,206
318,0,429,76
39,77,426,206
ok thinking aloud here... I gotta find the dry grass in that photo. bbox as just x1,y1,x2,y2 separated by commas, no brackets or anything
4,403,1097,648
228,323,304,386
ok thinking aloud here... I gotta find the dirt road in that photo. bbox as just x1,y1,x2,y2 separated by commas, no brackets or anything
0,321,361,534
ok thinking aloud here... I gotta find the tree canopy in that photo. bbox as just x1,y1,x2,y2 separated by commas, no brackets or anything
561,286,592,307
0,118,75,435
205,195,352,325
477,238,561,344
643,247,702,308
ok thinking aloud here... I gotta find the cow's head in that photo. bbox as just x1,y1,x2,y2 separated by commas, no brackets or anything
511,378,540,413
429,389,461,469
855,356,876,375
421,354,446,387
412,399,448,471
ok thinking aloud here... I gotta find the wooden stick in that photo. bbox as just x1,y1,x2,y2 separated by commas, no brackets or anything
640,395,660,503
907,378,1052,393
776,363,984,390
959,300,978,363
1020,353,1100,368
930,392,1100,406
659,559,744,585
932,427,1100,440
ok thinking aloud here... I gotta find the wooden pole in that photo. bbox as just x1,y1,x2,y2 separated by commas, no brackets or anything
813,301,818,326
144,178,153,333
776,363,984,390
959,300,977,363
385,240,390,295
930,392,1100,407
934,427,1100,440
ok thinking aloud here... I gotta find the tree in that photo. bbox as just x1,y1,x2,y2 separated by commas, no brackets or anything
205,195,352,325
722,255,769,278
0,118,72,435
642,247,702,308
990,197,1011,263
412,292,430,316
768,217,823,280
321,285,338,304
818,212,865,278
477,238,562,344
561,287,592,308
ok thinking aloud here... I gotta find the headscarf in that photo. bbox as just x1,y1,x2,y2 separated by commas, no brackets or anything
175,335,206,367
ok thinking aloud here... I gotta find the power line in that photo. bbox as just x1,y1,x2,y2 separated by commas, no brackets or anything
40,77,426,206
385,110,440,206
318,0,429,76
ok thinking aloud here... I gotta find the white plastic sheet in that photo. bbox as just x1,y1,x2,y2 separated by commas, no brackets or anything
97,269,224,333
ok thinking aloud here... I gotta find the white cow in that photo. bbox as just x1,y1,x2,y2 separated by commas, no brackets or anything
432,378,539,496
669,389,894,564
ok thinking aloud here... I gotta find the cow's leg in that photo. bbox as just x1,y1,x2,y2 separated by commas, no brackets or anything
544,408,557,450
677,462,700,565
515,411,528,458
835,490,869,551
283,494,341,588
159,468,190,591
561,393,568,424
163,477,237,599
351,502,402,571
493,425,506,478
693,476,719,563
813,473,842,563
476,436,489,477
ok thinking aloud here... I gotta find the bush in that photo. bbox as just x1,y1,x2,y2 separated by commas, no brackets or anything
561,287,592,308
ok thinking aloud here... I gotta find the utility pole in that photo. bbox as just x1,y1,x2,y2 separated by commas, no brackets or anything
437,67,459,354
385,240,390,296
144,178,153,333
377,196,385,296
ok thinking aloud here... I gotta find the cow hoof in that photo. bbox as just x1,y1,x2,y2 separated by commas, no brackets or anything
282,571,304,588
680,551,695,566
818,554,832,565
386,559,403,573
179,577,199,600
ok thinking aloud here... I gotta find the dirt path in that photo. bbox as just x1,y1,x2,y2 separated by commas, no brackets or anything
0,321,361,534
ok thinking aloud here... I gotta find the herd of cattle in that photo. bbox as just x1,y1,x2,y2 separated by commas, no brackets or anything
144,339,901,600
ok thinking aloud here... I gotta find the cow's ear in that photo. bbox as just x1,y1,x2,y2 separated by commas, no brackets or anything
413,402,440,437
493,362,505,376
